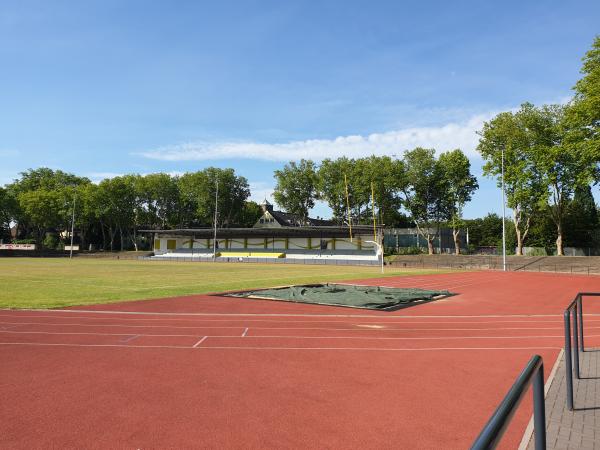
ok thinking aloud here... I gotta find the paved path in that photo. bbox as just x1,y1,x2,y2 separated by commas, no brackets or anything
526,349,600,450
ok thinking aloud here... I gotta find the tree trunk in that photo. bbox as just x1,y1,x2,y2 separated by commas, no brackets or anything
132,227,138,251
556,223,564,256
427,237,434,255
515,228,523,256
100,223,107,251
453,229,460,255
119,226,124,251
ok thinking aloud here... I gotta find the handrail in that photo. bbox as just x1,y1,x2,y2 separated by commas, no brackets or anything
564,292,600,410
470,355,546,450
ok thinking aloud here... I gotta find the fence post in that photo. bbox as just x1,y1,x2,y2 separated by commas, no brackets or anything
564,310,574,410
533,362,547,450
578,295,584,352
573,306,580,379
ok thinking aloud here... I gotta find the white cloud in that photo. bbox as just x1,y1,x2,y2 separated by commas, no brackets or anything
138,113,495,163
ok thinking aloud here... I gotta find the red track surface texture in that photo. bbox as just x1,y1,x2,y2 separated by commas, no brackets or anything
3,271,600,449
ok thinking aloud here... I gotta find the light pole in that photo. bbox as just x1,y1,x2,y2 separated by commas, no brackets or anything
501,147,507,271
212,178,219,261
69,194,76,259
365,240,384,274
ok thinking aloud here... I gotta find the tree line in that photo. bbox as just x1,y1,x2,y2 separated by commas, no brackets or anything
273,150,478,255
0,168,260,251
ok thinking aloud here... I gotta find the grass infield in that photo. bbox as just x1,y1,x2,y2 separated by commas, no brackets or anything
0,258,448,309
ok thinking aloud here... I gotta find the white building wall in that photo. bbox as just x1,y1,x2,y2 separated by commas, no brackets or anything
153,233,378,253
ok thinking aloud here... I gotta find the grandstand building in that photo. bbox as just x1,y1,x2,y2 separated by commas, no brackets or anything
145,201,382,264
146,226,381,264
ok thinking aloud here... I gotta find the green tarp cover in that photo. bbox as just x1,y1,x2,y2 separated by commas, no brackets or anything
228,283,451,310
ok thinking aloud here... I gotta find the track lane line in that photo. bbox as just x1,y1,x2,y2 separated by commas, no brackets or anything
0,342,562,351
4,329,598,340
10,309,593,318
1,321,595,332
0,313,576,324
192,336,208,348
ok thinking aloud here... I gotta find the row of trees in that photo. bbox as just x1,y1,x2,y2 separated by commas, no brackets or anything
477,36,600,255
2,150,478,255
465,186,600,252
273,149,478,254
1,168,261,251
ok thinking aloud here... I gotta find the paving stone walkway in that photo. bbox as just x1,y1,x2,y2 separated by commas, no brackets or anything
525,349,600,450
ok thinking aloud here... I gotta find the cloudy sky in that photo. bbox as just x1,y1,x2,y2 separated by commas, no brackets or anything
1,1,599,218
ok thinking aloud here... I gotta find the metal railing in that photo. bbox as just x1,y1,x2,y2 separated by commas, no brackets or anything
564,292,600,410
388,258,600,275
471,355,546,450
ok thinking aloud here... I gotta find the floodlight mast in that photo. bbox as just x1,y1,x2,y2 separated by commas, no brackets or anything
212,179,219,261
69,194,76,259
501,147,507,271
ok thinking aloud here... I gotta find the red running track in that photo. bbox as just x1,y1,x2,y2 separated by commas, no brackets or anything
2,271,600,449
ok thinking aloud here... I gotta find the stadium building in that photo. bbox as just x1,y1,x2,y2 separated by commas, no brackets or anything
146,202,381,264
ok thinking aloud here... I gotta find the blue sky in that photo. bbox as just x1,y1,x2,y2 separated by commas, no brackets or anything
1,1,599,218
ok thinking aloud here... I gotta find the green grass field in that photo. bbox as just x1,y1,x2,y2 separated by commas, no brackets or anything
0,258,446,309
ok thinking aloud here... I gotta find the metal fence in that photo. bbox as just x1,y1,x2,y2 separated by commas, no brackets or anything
388,259,600,275
470,355,546,450
563,292,600,410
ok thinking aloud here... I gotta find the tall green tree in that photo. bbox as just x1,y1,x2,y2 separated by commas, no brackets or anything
96,177,137,251
357,156,406,226
178,168,250,228
17,189,65,245
402,148,451,255
273,159,318,221
316,156,405,226
529,104,597,255
438,149,478,254
316,157,355,223
7,168,90,247
564,185,599,248
477,104,545,255
136,173,180,229
567,36,600,160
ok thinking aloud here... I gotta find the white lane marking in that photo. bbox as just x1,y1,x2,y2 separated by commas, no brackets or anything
0,313,575,325
0,321,247,330
120,334,140,343
212,334,600,340
0,342,562,351
0,321,593,332
3,329,600,341
241,327,248,337
5,309,587,318
193,336,208,348
0,330,204,337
